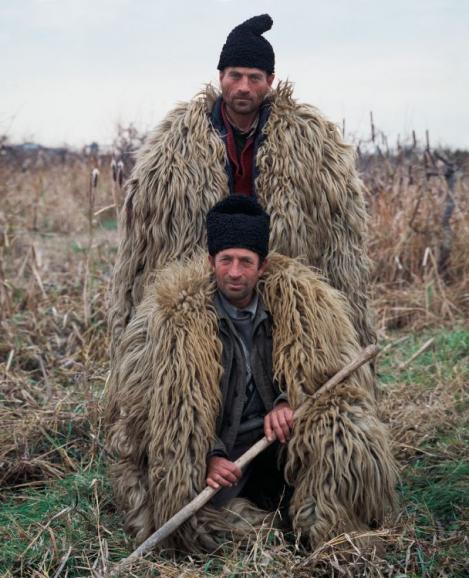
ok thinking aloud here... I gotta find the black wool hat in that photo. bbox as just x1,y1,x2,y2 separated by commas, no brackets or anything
217,14,275,74
207,195,270,259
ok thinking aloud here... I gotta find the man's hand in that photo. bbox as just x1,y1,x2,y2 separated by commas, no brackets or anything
264,401,294,443
206,456,242,489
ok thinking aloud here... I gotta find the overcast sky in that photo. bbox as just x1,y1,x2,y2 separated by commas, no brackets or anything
1,0,468,149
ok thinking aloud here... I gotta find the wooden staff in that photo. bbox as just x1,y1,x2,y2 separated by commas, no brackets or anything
111,344,379,574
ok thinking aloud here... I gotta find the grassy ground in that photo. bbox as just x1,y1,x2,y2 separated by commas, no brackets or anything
1,323,467,577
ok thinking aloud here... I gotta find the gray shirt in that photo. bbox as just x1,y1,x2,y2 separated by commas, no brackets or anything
216,291,268,430
210,291,287,458
217,291,258,374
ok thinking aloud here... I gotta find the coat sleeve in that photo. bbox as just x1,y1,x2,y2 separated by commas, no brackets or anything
207,436,228,459
107,115,183,358
287,379,397,546
107,99,229,358
108,175,148,358
314,120,376,349
322,156,376,348
104,296,158,543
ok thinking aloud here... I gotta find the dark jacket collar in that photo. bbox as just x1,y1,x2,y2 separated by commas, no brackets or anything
210,95,271,197
214,290,268,334
210,95,271,137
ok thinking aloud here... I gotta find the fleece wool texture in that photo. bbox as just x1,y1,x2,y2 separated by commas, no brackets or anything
105,253,396,552
108,83,375,357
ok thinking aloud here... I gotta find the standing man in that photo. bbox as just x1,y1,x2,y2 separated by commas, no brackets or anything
109,14,375,357
105,196,396,552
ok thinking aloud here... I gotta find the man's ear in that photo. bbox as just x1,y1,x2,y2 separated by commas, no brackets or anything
259,257,269,275
267,74,275,87
208,255,216,272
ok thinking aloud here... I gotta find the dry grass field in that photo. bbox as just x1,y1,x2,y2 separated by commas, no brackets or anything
0,136,467,577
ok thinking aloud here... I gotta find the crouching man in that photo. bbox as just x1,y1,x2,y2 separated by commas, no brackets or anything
105,196,396,553
205,195,293,514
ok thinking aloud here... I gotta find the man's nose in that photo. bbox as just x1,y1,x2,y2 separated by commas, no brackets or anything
228,262,242,277
237,76,250,92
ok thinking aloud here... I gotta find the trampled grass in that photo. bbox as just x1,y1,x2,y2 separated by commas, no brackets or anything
0,328,467,577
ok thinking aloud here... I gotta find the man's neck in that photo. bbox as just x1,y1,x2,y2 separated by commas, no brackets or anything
223,105,259,133
219,290,257,311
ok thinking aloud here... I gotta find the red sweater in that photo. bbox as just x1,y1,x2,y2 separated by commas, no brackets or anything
221,103,256,196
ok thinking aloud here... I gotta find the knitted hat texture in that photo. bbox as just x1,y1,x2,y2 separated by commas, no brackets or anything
217,14,275,74
207,195,270,259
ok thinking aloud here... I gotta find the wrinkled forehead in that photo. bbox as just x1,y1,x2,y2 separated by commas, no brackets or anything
220,66,270,78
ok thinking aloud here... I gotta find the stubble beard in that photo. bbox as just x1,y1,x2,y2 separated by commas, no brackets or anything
229,98,257,115
222,87,262,117
220,281,254,308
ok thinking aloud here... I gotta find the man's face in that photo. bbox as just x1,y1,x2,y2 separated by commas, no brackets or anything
219,67,274,117
209,247,268,308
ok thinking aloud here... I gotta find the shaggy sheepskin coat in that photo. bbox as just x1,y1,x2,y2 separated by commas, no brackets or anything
108,83,375,356
105,253,396,552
